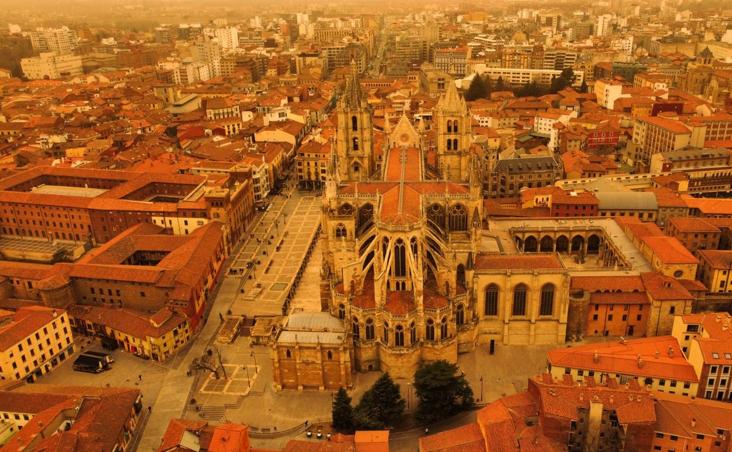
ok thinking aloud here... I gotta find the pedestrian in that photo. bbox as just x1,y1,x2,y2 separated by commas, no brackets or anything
138,374,142,382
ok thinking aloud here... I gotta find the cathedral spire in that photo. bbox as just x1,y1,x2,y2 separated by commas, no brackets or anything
340,57,364,110
436,77,467,114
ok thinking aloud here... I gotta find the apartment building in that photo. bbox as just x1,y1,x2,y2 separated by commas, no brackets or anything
697,250,732,293
0,307,74,382
0,385,142,450
547,336,699,397
672,313,732,401
628,115,699,171
296,140,330,190
20,53,83,80
666,217,721,254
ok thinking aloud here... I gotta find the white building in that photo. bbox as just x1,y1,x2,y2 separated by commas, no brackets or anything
477,67,585,88
27,27,77,55
21,53,83,80
595,14,613,37
214,27,239,50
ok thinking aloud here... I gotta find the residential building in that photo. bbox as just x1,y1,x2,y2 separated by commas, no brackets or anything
20,52,83,80
672,313,732,401
547,336,699,397
697,250,732,294
0,307,74,382
0,385,143,450
666,217,721,254
27,26,77,54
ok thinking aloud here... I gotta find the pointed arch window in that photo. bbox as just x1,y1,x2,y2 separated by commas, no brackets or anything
352,115,358,131
453,121,458,133
513,284,527,316
456,304,465,326
440,316,449,339
352,137,359,151
338,303,345,319
426,319,435,341
485,284,499,316
410,322,416,344
540,284,555,316
446,139,452,151
335,223,347,238
447,120,453,133
383,322,389,345
394,239,406,278
365,318,375,340
395,325,404,347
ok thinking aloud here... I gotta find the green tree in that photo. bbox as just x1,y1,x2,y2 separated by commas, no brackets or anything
517,81,543,97
464,75,489,101
414,360,474,425
550,68,576,93
353,373,405,429
331,387,354,433
495,76,506,92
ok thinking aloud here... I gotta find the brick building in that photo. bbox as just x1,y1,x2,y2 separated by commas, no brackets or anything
0,166,255,247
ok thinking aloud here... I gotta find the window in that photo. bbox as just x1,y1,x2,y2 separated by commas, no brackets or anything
540,284,554,316
426,319,435,341
338,304,345,320
383,322,389,345
485,285,499,316
669,306,676,314
352,137,359,150
352,115,358,132
335,223,347,238
365,318,374,340
513,284,527,316
456,304,465,326
395,325,404,347
410,322,416,344
440,317,448,339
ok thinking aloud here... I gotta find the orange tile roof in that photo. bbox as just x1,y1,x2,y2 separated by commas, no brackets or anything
547,336,698,382
698,250,732,269
419,423,485,452
642,236,698,265
0,306,64,351
475,254,563,270
668,217,719,233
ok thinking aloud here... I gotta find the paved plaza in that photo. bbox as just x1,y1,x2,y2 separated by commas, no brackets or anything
232,193,322,317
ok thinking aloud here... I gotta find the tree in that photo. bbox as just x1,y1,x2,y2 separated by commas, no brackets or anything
414,360,474,425
465,75,489,101
353,373,405,429
516,81,543,97
495,76,506,92
550,68,576,93
580,79,588,93
332,387,354,433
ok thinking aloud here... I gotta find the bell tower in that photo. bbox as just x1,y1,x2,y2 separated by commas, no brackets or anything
434,79,471,182
336,61,374,182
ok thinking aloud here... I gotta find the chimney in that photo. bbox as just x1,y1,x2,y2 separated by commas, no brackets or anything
691,417,696,428
637,355,644,368
593,351,600,363
668,347,674,357
655,350,660,359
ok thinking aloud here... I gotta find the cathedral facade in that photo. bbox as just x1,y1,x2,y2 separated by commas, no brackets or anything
322,70,567,379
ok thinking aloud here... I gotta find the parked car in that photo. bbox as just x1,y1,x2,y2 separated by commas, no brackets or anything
72,355,105,373
80,350,114,366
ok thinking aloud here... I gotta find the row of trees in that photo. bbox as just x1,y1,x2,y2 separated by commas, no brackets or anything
331,360,474,432
464,68,589,101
